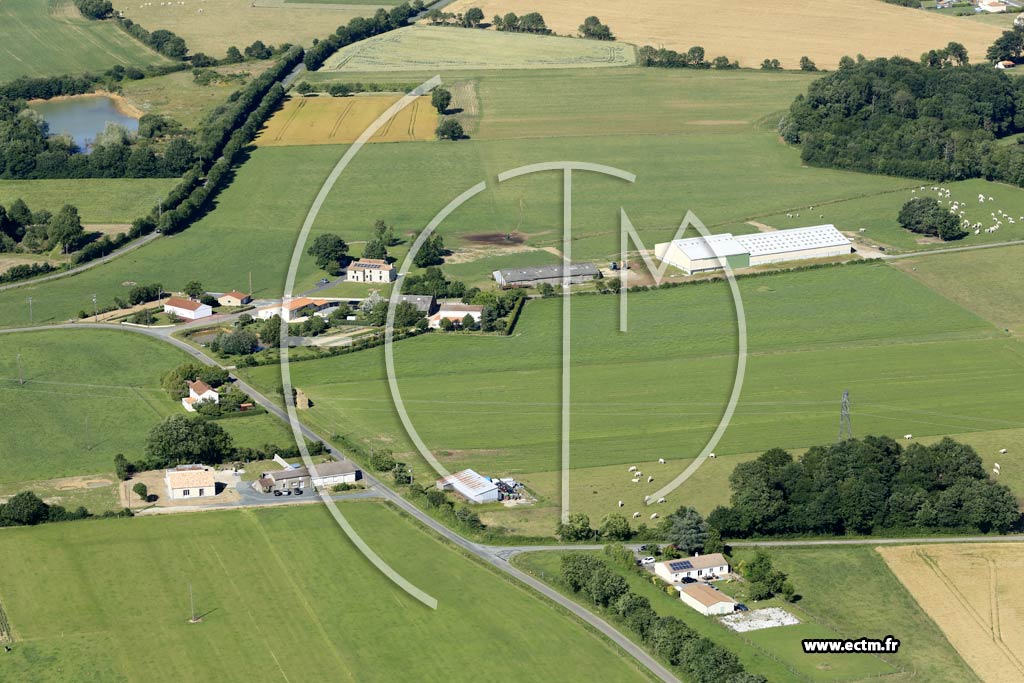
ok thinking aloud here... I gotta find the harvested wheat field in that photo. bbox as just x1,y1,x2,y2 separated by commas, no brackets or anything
879,543,1024,683
256,95,437,146
442,0,1001,69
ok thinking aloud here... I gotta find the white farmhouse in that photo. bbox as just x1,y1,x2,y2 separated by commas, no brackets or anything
428,303,484,329
164,464,216,500
182,379,219,412
347,259,396,283
653,553,731,582
163,296,212,320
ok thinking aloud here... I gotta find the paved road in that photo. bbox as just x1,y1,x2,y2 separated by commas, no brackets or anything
0,232,160,293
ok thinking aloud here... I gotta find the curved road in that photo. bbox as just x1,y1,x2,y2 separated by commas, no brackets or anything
0,322,680,683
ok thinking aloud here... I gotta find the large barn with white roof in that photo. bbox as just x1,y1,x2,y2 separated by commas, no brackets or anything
654,225,852,275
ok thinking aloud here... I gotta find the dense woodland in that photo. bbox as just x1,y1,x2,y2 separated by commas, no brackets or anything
781,55,1024,185
708,436,1019,537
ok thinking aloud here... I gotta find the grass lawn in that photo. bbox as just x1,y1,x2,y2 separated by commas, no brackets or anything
0,503,656,683
0,0,169,82
214,411,296,451
893,243,1024,334
321,25,636,71
0,329,190,484
514,549,897,682
0,178,178,223
728,546,980,682
120,62,274,129
237,262,1024,533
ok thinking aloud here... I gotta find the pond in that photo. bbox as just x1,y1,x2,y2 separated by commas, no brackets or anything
29,95,139,153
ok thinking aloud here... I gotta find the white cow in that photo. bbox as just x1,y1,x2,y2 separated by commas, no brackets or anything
1000,448,1008,454
618,500,624,507
647,476,654,483
904,434,913,440
650,513,659,520
658,458,666,464
628,465,637,472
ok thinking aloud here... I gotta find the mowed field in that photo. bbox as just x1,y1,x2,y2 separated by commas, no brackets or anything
0,503,654,683
322,25,637,71
0,329,189,484
879,543,1024,683
239,262,1024,534
0,0,169,82
256,95,437,146
114,0,374,57
441,0,1001,69
0,177,177,223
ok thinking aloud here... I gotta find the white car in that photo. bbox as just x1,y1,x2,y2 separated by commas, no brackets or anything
639,557,657,565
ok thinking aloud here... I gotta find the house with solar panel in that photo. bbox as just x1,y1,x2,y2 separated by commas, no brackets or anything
653,553,731,583
654,225,852,275
347,258,396,283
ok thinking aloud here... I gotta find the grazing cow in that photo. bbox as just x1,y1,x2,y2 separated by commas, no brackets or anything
904,434,913,440
657,497,666,503
647,476,654,483
708,452,716,459
631,478,640,484
650,513,659,520
628,465,637,472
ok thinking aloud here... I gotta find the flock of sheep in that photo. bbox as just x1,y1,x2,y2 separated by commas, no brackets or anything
616,457,689,521
133,1,206,11
913,185,1022,235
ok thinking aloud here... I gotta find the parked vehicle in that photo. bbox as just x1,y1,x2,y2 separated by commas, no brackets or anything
640,557,657,565
274,491,283,497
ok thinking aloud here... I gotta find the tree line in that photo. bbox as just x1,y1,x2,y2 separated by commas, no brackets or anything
303,3,423,71
780,54,1024,186
637,46,738,70
0,490,132,528
708,436,1020,538
559,550,766,683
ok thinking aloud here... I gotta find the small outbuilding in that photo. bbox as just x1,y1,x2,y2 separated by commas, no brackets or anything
163,296,212,321
165,464,216,500
436,469,499,503
309,459,362,489
217,291,252,306
678,583,737,616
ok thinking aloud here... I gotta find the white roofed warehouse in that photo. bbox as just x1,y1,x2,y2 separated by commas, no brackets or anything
435,468,499,503
655,225,852,275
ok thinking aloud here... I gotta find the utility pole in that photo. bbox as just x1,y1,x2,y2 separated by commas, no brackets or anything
27,296,33,324
92,294,98,322
188,583,200,623
838,390,852,442
16,353,24,385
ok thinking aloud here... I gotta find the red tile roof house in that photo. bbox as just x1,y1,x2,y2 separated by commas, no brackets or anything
163,296,212,321
182,379,219,412
217,290,252,306
428,303,484,329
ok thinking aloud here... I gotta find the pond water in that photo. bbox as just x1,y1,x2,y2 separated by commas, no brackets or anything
29,95,139,153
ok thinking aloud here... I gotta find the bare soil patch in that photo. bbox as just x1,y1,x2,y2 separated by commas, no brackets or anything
464,231,527,245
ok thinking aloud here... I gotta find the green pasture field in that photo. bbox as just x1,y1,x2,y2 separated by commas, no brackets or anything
214,411,296,451
120,61,274,129
237,263,1024,533
0,329,189,484
322,25,636,72
0,503,655,683
727,546,978,683
0,178,178,223
893,244,1024,334
514,550,897,683
0,0,169,83
746,179,1024,252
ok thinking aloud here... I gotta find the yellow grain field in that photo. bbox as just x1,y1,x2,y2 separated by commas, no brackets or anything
441,0,1002,69
878,543,1024,683
255,96,437,146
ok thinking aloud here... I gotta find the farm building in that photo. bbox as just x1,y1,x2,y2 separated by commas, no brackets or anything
979,0,1007,12
309,459,362,488
395,294,436,313
995,59,1016,69
256,297,334,322
436,469,499,503
428,302,484,329
182,379,218,412
653,553,731,583
217,291,252,306
163,296,212,320
493,263,600,288
678,583,737,616
164,464,216,500
655,225,852,275
347,259,396,283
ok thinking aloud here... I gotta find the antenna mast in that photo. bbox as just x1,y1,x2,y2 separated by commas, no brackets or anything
838,390,852,442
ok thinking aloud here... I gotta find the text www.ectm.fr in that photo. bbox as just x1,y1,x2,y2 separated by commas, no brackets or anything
802,637,900,654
